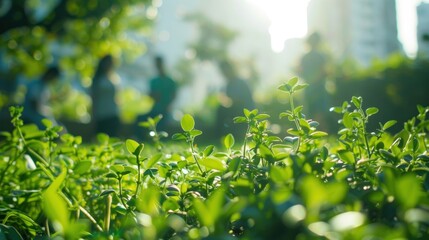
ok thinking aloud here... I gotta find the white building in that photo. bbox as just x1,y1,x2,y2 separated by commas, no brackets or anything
307,0,402,66
417,2,429,58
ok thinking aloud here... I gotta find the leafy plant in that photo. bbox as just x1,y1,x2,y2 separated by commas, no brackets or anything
1,78,429,239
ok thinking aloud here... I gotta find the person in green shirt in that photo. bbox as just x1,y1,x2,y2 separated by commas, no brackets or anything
136,56,177,136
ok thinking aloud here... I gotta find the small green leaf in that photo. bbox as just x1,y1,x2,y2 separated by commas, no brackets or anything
330,106,343,113
224,133,235,149
342,113,354,129
337,150,355,165
99,189,115,197
293,83,308,92
166,184,181,196
203,145,215,157
233,116,247,123
249,109,258,117
172,133,187,140
279,112,292,119
42,119,53,128
412,137,420,152
351,96,362,108
110,165,125,173
200,157,226,171
42,169,69,233
73,160,92,175
227,157,241,173
417,154,429,161
189,129,202,137
382,120,397,131
254,113,270,120
181,114,195,132
259,144,275,163
310,131,328,138
379,149,397,163
243,108,251,118
125,139,143,156
288,76,299,87
105,172,118,178
320,146,329,160
365,107,379,117
299,119,311,132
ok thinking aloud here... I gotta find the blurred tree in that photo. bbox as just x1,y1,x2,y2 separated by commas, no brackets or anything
0,0,156,83
185,13,237,61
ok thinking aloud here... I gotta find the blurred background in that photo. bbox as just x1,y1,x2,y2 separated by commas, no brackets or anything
0,0,428,141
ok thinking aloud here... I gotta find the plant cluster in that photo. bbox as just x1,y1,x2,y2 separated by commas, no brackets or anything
1,78,429,239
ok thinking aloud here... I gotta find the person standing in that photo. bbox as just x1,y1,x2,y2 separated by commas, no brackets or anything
91,54,121,137
136,56,177,134
216,59,255,138
298,32,331,130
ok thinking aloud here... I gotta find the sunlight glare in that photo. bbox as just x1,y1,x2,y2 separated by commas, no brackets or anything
249,0,310,53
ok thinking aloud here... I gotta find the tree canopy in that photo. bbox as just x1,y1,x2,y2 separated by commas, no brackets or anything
0,0,156,83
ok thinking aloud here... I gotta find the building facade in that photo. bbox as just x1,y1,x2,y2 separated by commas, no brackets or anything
307,0,402,66
417,2,429,58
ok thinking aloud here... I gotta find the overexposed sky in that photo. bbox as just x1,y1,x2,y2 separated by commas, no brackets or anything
396,0,425,57
249,0,426,56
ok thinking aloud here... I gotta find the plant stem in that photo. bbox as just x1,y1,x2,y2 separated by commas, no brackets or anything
360,110,372,158
242,124,250,160
134,156,142,199
189,139,204,174
289,93,302,153
104,194,112,232
46,219,50,237
118,177,127,209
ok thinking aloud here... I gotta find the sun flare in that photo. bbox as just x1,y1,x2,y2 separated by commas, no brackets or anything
248,0,310,52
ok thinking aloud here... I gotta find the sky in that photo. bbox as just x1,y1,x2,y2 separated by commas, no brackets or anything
249,0,427,56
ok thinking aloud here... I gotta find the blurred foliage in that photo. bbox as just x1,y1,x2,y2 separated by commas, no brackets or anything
117,87,153,124
184,13,238,61
0,0,159,123
0,0,156,80
259,54,429,135
331,54,429,133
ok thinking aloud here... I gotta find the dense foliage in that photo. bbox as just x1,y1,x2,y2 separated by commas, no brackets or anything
1,78,429,239
0,0,154,80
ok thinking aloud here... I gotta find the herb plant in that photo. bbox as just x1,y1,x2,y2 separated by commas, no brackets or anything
1,78,428,239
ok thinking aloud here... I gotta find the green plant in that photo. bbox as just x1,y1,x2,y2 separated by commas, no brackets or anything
1,78,429,239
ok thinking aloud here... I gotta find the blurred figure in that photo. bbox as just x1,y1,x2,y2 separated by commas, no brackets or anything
298,32,331,130
91,54,120,137
135,56,177,135
216,59,255,138
22,66,61,129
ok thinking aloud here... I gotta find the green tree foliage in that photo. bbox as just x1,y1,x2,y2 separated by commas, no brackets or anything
0,0,155,81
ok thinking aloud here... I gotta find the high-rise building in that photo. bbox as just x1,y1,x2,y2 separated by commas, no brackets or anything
417,2,429,58
307,0,402,66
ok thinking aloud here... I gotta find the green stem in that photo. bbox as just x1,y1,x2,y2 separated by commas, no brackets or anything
360,111,372,158
46,219,50,237
242,124,251,160
134,156,142,199
289,93,302,153
118,177,127,209
189,138,204,174
104,194,112,232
